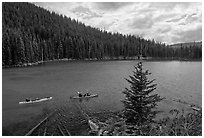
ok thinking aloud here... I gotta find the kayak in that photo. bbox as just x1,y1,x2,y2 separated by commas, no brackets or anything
191,106,201,111
70,94,98,99
19,97,53,104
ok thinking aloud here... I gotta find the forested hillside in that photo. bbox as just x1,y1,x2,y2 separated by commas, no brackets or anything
2,2,202,67
170,41,202,48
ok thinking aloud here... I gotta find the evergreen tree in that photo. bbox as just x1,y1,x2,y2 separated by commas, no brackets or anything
122,62,164,126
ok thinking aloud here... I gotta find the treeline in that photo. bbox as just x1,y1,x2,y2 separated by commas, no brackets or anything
2,2,202,66
170,42,202,59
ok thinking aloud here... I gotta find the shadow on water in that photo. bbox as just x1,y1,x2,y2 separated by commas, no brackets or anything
17,102,48,109
2,106,52,136
9,76,34,81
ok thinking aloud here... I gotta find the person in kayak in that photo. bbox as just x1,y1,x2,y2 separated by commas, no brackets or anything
78,91,83,97
26,98,31,102
84,92,91,97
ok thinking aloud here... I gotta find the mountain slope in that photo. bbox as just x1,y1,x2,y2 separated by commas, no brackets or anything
2,2,202,66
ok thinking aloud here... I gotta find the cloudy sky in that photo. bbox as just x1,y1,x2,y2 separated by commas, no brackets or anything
34,2,202,44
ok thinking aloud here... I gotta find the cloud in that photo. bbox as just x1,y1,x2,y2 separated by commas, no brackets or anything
148,2,191,11
172,25,202,43
71,5,102,19
34,2,202,44
157,25,172,34
96,20,116,30
34,2,74,14
185,13,201,24
166,14,187,22
129,14,154,29
93,2,133,11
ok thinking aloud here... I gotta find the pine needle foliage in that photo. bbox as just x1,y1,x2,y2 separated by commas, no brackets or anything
122,62,164,126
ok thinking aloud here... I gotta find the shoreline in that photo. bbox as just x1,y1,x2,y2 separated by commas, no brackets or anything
2,58,202,69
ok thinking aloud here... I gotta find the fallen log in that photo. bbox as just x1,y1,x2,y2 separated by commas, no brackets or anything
25,111,55,136
57,125,65,136
43,119,47,136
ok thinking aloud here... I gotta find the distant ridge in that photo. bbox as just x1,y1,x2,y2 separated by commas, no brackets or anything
170,41,202,48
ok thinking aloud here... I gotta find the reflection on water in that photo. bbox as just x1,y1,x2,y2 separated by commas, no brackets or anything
2,60,202,129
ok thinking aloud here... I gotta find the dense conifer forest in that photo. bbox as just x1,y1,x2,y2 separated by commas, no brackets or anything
2,2,202,67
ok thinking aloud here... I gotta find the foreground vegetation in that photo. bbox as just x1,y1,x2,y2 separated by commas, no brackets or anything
2,2,202,67
88,108,202,136
3,101,201,136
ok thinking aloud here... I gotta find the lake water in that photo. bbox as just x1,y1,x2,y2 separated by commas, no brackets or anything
2,60,202,131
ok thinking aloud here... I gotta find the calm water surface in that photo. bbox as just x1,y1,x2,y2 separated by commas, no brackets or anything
2,61,202,129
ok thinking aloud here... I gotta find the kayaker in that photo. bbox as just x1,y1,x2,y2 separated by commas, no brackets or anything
26,98,30,102
78,91,83,97
84,92,90,97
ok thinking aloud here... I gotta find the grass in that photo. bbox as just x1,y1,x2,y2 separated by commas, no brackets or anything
88,108,202,136
155,109,202,136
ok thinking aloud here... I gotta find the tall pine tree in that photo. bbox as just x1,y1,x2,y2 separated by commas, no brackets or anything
122,62,164,126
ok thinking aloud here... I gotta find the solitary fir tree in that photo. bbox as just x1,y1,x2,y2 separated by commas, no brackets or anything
122,62,164,126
